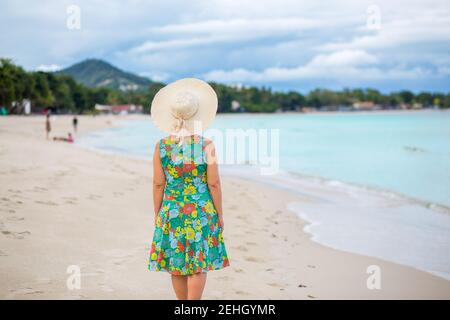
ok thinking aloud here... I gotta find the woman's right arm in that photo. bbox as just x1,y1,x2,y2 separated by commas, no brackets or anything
153,142,166,225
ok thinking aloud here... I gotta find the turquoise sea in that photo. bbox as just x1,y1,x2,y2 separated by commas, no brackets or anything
78,111,450,208
77,110,450,279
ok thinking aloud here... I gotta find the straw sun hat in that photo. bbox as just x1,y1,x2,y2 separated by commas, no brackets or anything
150,78,218,137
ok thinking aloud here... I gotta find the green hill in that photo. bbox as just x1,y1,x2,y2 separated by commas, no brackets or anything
56,59,153,91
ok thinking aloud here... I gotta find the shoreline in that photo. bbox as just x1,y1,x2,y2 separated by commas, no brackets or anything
75,110,450,212
200,108,448,116
75,110,450,214
221,165,450,281
1,115,449,299
66,114,450,280
53,115,450,285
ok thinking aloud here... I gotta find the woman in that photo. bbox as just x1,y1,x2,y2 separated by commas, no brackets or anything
148,78,229,300
45,113,51,140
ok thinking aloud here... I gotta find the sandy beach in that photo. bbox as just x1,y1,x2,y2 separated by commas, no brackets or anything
1,115,449,299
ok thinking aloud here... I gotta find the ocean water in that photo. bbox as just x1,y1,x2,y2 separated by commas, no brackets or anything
77,111,450,279
79,111,450,208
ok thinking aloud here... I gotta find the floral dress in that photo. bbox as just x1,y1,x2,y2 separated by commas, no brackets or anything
148,135,229,275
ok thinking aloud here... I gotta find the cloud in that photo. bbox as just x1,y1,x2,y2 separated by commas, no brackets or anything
139,71,171,82
128,17,328,54
202,50,436,83
1,0,450,92
36,64,62,72
152,17,325,36
320,12,450,52
129,35,235,53
308,50,378,67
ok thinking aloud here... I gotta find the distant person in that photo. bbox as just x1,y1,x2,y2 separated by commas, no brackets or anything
72,116,78,133
45,114,51,140
53,132,74,143
67,132,74,143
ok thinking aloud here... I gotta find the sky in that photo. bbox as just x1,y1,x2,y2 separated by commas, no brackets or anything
1,0,449,93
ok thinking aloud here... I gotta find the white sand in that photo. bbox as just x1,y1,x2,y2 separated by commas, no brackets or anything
0,115,449,299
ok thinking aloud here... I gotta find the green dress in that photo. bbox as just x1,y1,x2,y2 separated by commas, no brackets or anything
148,135,230,275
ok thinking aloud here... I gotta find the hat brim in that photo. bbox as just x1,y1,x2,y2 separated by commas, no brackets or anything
151,78,218,134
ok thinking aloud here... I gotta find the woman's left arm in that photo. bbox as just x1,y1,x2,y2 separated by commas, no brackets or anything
205,140,224,230
153,142,166,225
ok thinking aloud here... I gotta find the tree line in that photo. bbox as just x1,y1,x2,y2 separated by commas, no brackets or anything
1,58,449,114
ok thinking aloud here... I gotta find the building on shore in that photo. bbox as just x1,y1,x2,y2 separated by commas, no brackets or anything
352,101,382,111
94,104,144,115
